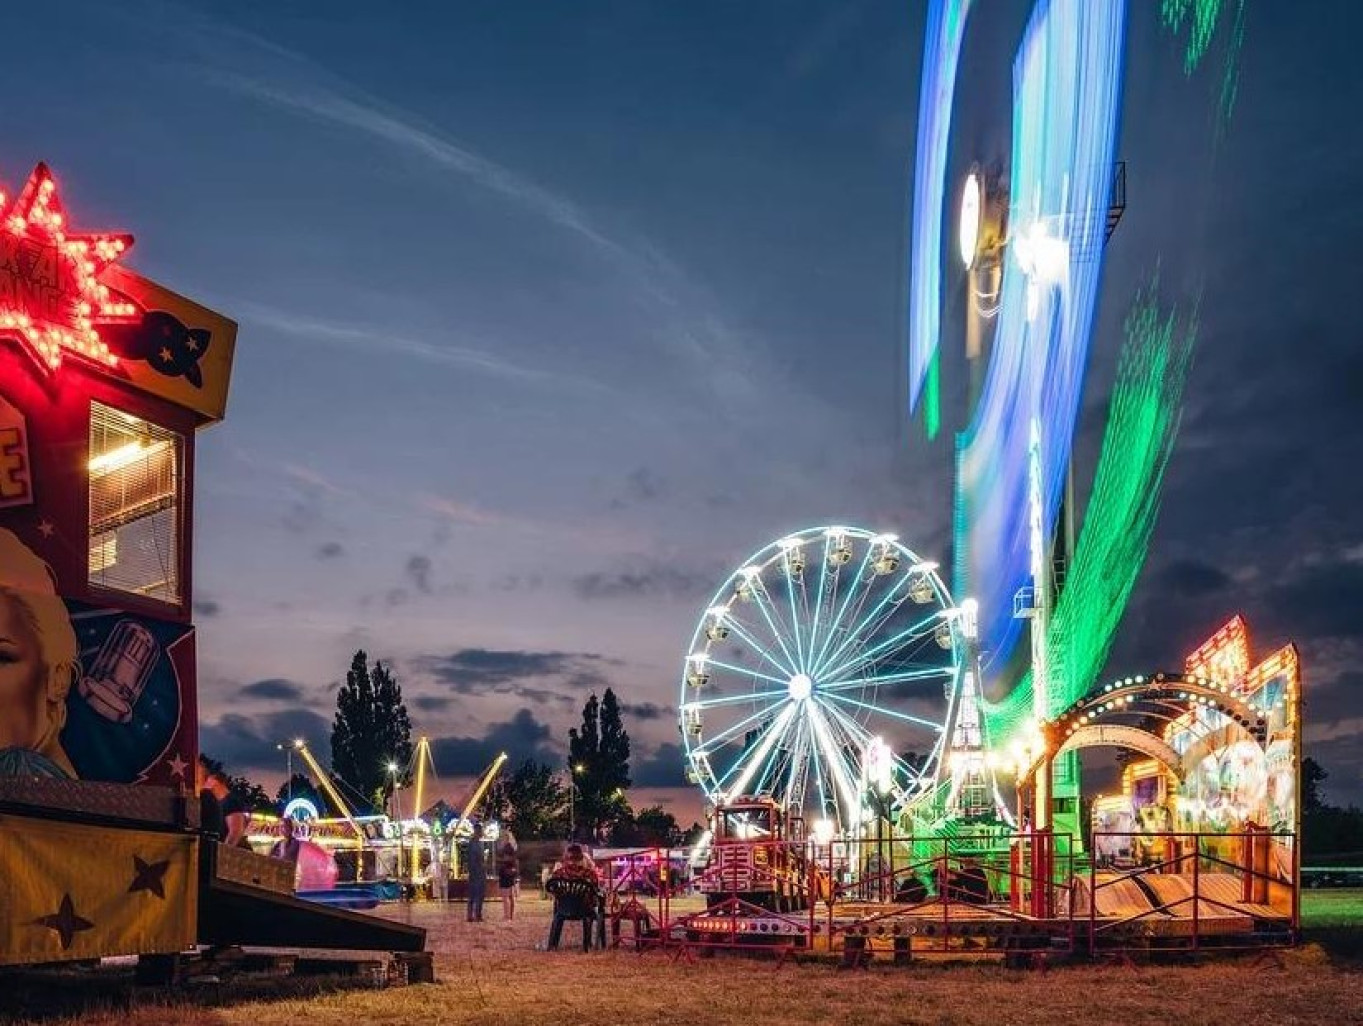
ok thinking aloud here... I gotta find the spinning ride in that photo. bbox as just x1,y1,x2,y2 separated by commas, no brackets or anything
678,526,971,836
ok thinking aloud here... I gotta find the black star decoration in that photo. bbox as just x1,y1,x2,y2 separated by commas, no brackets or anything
128,855,171,900
30,894,95,951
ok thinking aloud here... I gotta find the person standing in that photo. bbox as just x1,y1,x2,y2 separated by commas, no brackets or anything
496,841,519,920
465,821,486,922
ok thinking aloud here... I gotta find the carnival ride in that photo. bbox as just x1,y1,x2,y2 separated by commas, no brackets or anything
671,0,1299,960
248,738,508,901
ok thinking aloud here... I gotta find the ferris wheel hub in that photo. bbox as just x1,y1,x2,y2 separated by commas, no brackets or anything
787,673,813,702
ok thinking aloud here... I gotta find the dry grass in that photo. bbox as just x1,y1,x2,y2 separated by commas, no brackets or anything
5,894,1363,1026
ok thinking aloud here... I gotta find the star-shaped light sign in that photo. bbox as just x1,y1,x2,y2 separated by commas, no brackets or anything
0,162,139,374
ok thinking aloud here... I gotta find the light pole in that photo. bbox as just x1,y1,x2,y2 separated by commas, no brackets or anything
568,762,585,840
277,742,295,801
866,737,893,902
388,761,403,889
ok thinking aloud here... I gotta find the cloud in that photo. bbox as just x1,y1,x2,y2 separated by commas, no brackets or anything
611,467,668,509
1266,560,1363,642
419,495,508,528
406,554,433,594
236,302,597,392
200,707,331,774
633,742,686,788
181,21,773,407
428,710,561,776
620,701,671,723
238,678,307,702
193,598,221,618
1160,559,1232,597
571,559,718,602
316,541,345,560
412,694,454,713
413,648,615,706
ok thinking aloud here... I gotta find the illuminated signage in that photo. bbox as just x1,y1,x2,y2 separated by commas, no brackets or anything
0,396,31,508
1185,615,1251,687
0,163,137,374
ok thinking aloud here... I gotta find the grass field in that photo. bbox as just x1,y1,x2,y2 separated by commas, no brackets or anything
4,892,1363,1026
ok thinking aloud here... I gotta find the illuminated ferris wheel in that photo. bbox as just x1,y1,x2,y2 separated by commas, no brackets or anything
678,526,969,836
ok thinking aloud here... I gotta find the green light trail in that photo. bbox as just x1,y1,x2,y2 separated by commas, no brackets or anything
1160,0,1249,123
981,278,1197,744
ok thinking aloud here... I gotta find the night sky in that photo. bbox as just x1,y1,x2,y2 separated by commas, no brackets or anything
6,2,1361,818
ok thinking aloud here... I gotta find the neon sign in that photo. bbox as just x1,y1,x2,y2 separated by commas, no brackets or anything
0,395,31,508
0,163,138,374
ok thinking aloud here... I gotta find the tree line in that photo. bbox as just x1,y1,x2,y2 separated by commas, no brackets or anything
205,649,699,846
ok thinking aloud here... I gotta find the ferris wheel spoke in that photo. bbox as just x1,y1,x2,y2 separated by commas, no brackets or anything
810,543,875,672
719,703,797,798
783,561,805,671
813,570,916,680
721,612,797,678
692,697,791,758
807,727,832,820
783,716,811,808
819,665,954,692
746,578,800,670
819,607,949,683
702,658,791,688
805,533,835,670
691,688,790,710
806,701,863,824
817,694,875,748
823,690,945,732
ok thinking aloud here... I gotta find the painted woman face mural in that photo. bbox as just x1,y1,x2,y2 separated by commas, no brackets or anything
0,528,78,778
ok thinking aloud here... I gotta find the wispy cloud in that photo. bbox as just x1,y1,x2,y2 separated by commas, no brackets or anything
236,301,598,392
165,16,776,407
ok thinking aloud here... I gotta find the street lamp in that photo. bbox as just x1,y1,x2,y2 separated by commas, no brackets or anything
276,739,305,801
388,761,405,891
568,763,586,840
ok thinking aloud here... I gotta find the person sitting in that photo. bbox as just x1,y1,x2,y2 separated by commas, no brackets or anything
545,844,602,952
270,817,303,864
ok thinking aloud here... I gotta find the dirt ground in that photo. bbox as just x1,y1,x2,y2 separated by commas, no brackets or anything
4,893,1363,1026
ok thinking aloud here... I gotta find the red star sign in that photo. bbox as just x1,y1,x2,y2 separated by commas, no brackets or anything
0,163,139,374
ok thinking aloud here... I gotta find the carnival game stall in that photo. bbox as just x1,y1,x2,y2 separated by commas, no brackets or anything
0,162,425,974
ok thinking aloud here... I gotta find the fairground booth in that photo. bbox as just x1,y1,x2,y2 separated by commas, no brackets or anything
0,163,424,974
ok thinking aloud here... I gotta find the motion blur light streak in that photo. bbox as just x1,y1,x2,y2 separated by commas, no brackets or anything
982,279,1197,741
954,0,1126,685
905,0,974,438
1161,0,1249,124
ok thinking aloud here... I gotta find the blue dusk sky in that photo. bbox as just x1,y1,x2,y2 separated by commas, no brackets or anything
4,1,1362,817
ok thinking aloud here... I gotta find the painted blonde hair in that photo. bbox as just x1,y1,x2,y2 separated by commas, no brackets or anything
0,528,78,776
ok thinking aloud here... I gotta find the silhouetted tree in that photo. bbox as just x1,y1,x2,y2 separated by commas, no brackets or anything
331,651,413,810
568,688,632,838
492,759,568,840
274,773,332,816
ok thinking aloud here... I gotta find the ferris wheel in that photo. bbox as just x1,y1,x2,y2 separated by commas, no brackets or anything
678,526,969,836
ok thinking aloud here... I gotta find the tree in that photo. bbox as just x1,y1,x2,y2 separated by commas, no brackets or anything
492,759,568,840
331,650,414,811
567,688,632,838
632,805,681,847
1303,757,1328,814
274,773,332,816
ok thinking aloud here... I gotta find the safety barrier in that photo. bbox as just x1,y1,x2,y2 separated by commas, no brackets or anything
545,830,1297,965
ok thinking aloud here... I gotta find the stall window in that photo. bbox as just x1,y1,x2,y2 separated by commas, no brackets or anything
88,402,182,605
